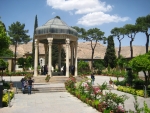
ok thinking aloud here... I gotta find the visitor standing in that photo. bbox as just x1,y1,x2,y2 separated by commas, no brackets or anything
44,65,48,75
27,77,34,95
21,78,27,94
91,73,95,85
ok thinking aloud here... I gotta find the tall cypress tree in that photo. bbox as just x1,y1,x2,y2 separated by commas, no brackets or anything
104,35,117,68
32,15,38,67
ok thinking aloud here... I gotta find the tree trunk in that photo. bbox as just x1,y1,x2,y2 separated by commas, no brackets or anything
145,32,149,53
130,38,133,58
118,40,121,58
91,49,94,71
143,71,148,89
14,42,17,72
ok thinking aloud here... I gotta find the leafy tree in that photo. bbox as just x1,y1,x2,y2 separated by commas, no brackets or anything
73,27,106,70
129,51,150,88
0,20,11,54
111,27,125,58
116,55,128,70
52,44,66,69
17,56,32,71
0,49,13,57
8,21,31,72
32,15,38,67
78,60,90,74
0,58,8,67
93,59,105,74
136,14,150,53
124,24,139,58
104,35,117,68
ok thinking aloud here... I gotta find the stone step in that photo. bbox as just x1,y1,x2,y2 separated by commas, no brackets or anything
17,87,66,93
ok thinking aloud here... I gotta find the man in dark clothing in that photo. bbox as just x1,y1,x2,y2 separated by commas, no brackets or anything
27,77,34,94
44,65,48,75
91,73,95,85
21,78,27,94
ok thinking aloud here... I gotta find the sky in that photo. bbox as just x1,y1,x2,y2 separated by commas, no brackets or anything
0,0,150,47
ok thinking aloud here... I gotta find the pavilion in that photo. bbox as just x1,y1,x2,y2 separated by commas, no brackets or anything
33,16,78,77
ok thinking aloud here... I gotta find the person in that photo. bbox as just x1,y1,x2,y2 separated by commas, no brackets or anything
91,73,95,85
71,65,75,75
27,77,34,95
63,65,66,75
41,66,44,75
21,78,27,94
44,65,48,75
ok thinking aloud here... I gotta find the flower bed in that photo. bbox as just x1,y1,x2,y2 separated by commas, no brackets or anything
2,90,14,107
117,86,146,97
65,77,127,113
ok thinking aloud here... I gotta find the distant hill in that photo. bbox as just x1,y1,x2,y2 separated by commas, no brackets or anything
9,42,150,59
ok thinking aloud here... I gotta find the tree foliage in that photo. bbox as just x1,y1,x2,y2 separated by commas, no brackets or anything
123,24,140,58
17,56,32,71
136,14,150,53
52,45,66,69
104,35,117,68
78,60,90,74
0,58,8,67
93,59,105,74
73,26,106,70
32,15,38,67
111,27,125,58
129,51,150,88
0,49,13,57
8,21,31,72
0,20,11,54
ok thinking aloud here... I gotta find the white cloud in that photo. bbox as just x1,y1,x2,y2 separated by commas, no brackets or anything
47,0,129,26
47,0,112,14
52,12,56,15
69,11,73,15
77,12,130,26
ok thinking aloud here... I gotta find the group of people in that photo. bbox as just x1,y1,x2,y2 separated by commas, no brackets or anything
21,77,34,94
41,65,48,75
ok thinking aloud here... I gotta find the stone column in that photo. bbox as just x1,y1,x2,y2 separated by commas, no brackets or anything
66,38,70,77
74,41,78,77
34,39,39,77
44,44,48,65
58,44,62,71
47,38,53,77
70,42,74,66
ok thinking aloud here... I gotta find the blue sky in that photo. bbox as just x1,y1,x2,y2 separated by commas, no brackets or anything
0,0,150,47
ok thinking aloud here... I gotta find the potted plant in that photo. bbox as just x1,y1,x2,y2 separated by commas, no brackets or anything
109,78,113,84
45,75,50,82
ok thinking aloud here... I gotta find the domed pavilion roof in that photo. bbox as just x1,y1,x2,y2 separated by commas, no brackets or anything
36,16,78,37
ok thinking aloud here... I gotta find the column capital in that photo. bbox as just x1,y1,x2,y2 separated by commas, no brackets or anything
66,38,70,46
47,38,53,46
35,39,39,47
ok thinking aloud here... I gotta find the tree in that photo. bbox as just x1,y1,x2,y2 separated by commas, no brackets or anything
129,51,150,88
8,21,31,72
124,24,139,58
73,27,106,70
52,44,66,69
104,35,117,68
136,14,150,53
0,49,13,57
17,56,32,71
0,20,11,54
111,27,125,58
32,15,38,67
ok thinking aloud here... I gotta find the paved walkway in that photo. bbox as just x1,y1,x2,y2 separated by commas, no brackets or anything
0,76,150,113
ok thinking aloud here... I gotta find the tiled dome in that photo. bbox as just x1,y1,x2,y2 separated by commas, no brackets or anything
36,16,78,37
